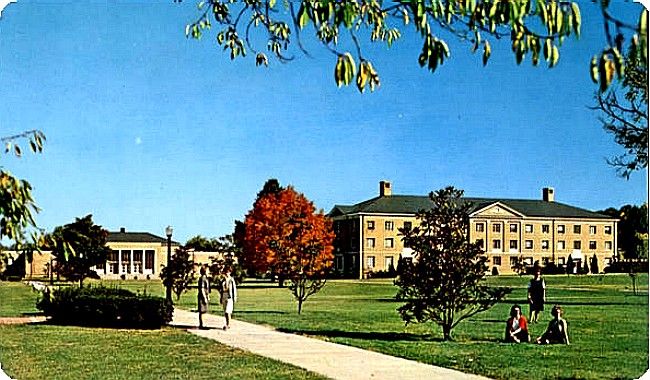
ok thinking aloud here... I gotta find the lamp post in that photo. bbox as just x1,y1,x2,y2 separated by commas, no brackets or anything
165,225,173,303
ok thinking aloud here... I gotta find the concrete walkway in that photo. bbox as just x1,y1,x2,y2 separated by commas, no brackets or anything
171,309,490,380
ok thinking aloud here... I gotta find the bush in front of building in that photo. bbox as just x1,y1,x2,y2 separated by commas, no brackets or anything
37,285,173,329
604,260,649,274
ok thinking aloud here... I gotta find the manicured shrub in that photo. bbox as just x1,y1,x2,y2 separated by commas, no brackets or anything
37,285,173,329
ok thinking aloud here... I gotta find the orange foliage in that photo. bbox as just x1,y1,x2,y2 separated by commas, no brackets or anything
243,186,334,277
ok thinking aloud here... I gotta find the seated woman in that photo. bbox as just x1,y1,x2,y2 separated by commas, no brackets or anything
536,305,570,345
505,304,530,343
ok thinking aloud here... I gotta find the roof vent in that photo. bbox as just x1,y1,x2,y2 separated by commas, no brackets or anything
542,187,554,202
120,227,126,233
380,180,392,197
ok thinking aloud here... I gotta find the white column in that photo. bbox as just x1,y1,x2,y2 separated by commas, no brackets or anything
129,250,134,274
117,250,122,275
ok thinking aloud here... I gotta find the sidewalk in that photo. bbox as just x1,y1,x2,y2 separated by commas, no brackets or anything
171,309,490,380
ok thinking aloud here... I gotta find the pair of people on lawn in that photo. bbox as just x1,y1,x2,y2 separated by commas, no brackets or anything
505,304,570,345
198,266,238,330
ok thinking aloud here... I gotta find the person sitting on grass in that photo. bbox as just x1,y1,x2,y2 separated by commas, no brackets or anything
505,304,530,343
536,305,570,345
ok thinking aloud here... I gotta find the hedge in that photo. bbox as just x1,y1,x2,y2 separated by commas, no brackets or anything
37,285,173,329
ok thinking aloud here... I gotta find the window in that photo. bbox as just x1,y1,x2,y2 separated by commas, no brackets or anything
557,225,565,234
384,238,394,248
542,257,550,265
604,226,612,234
542,225,550,233
525,224,533,233
541,240,549,250
589,241,597,250
493,256,502,265
385,221,394,231
366,238,375,248
366,256,375,269
510,256,519,267
509,240,518,250
558,257,566,265
573,241,582,250
403,221,412,231
589,225,597,234
476,239,484,249
121,250,131,274
145,250,154,270
367,220,375,230
523,257,534,265
492,224,501,233
476,223,484,232
510,224,518,233
335,256,343,270
492,240,501,249
557,240,566,250
525,240,533,249
96,262,105,270
605,241,613,250
133,250,143,274
385,256,394,270
574,225,581,234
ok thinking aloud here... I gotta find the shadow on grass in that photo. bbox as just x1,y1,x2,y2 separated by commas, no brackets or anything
21,312,45,317
276,328,444,342
235,310,288,315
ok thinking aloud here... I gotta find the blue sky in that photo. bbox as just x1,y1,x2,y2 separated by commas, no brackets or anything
0,1,647,243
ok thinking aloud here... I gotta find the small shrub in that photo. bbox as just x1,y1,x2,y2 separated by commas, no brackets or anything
120,274,126,280
604,260,649,274
37,285,173,329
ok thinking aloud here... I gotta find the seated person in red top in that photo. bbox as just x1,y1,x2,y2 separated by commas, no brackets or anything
505,304,530,343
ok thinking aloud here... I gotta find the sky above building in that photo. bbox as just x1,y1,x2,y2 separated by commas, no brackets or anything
0,1,647,243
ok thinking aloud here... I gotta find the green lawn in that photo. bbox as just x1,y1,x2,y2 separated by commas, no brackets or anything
174,274,649,380
0,324,326,380
0,281,41,317
1,274,648,379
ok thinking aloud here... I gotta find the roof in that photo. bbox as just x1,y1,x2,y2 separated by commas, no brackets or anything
328,195,614,220
107,231,181,245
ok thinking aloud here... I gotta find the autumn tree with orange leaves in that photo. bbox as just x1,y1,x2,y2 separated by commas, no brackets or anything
243,184,334,314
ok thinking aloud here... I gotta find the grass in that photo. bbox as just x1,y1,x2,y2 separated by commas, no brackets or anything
0,281,41,317
0,324,326,380
173,274,649,379
1,274,648,379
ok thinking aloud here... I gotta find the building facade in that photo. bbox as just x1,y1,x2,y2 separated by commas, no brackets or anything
329,181,618,278
10,228,181,280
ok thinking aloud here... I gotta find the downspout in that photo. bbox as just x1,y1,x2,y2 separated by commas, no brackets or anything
359,215,364,280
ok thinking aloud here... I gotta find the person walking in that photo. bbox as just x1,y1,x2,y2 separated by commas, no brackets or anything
527,268,546,323
220,266,237,330
197,266,210,329
536,305,570,345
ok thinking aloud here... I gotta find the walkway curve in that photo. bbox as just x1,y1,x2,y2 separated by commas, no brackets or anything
171,308,490,380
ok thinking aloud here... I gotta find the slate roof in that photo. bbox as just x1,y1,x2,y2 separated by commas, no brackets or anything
329,195,614,220
107,231,180,245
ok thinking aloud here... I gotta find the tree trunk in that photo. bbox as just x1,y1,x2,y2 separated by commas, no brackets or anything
298,298,303,314
442,324,452,341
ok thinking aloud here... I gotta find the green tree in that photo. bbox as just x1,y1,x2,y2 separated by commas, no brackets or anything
590,254,599,274
598,204,648,259
208,233,245,285
0,130,45,244
511,255,526,276
50,215,111,288
161,247,195,302
593,43,648,178
185,235,219,251
396,187,511,341
566,253,575,275
185,1,645,93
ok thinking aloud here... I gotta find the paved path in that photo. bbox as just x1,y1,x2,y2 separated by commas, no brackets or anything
0,316,47,325
171,309,490,380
